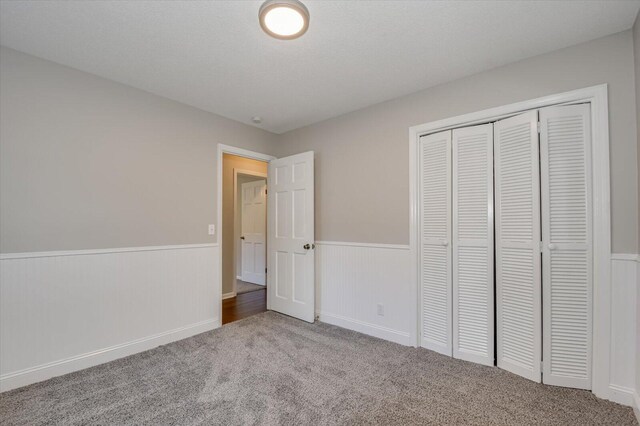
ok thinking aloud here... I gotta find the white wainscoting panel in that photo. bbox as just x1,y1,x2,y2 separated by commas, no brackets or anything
608,254,637,406
2,240,637,406
0,244,219,392
315,241,413,346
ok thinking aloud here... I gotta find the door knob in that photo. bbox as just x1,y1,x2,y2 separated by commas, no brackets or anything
548,243,556,251
442,240,449,246
303,244,311,250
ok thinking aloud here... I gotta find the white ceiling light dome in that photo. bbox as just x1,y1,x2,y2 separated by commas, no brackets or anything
259,0,310,40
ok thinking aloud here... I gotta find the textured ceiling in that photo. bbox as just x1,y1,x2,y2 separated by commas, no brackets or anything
1,1,639,134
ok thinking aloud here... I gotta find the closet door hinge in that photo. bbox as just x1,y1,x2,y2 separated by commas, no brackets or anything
536,122,541,133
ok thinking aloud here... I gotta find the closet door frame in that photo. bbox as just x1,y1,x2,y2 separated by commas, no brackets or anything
409,84,611,401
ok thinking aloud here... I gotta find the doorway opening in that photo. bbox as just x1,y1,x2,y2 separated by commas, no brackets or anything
217,143,316,326
221,153,268,325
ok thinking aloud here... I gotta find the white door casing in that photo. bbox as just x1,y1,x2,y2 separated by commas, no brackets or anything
267,151,315,323
494,110,542,382
452,123,495,366
419,130,452,355
540,104,592,389
240,180,267,285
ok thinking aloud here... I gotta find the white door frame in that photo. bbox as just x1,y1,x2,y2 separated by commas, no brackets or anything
233,168,267,293
217,144,275,314
408,84,611,400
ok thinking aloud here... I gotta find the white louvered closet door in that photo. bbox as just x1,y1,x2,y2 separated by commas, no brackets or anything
419,130,452,356
540,104,592,389
452,124,494,366
494,111,542,382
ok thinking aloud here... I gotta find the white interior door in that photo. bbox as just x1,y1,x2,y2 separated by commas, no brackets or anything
452,123,494,366
267,151,315,323
494,110,542,382
240,179,267,285
540,104,592,389
419,130,452,356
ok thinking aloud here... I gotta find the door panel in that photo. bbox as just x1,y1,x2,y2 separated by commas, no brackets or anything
494,110,542,382
268,151,315,322
419,130,452,355
540,104,592,389
240,180,266,285
452,123,494,366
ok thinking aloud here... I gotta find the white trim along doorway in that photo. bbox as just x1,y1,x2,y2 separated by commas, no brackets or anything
216,144,317,324
217,145,275,320
408,85,611,400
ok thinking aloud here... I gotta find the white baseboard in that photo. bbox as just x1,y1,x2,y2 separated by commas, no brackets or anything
606,384,635,406
632,390,640,424
317,311,412,346
0,318,219,392
222,292,236,300
633,391,640,424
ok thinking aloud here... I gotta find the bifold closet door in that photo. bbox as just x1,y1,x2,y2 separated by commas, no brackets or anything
452,124,494,366
540,104,592,389
494,110,542,382
419,130,452,356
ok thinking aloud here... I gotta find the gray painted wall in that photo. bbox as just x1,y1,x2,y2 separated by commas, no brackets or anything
276,30,639,254
0,46,277,253
2,30,640,255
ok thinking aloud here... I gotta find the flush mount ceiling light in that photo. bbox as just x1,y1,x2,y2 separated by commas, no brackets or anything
259,0,309,40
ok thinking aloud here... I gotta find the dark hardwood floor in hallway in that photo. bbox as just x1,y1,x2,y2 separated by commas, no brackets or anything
222,288,267,325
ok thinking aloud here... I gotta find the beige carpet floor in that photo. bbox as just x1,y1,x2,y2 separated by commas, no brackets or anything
0,311,636,425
